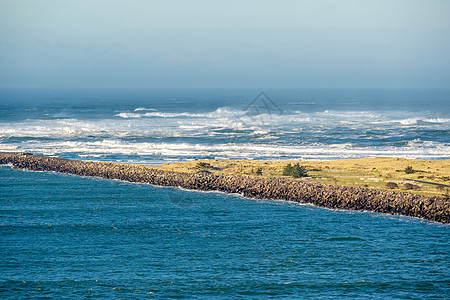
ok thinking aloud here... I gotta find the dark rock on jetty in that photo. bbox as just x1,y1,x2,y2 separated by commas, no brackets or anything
1,152,449,223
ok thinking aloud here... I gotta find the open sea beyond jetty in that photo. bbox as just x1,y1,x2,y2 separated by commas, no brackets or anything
0,88,449,162
1,88,449,298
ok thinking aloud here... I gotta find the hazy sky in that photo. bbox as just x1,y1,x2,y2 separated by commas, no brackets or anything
1,0,449,88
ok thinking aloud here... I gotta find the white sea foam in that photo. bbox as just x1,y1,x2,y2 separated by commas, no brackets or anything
115,107,246,119
1,107,449,161
2,139,448,161
134,107,157,112
142,112,204,118
397,118,422,125
372,117,450,126
115,113,142,118
0,144,20,151
424,118,450,123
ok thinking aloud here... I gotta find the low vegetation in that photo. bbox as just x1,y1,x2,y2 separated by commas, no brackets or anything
404,166,415,174
157,157,450,197
282,163,308,178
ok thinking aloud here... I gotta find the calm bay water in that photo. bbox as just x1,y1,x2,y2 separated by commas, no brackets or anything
1,166,449,299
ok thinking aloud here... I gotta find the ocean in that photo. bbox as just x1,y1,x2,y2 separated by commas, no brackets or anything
1,88,449,298
0,88,449,162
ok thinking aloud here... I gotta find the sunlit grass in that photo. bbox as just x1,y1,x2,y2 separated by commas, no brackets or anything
155,157,450,197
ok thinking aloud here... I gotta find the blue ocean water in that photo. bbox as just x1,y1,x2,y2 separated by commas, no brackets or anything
1,89,449,298
0,88,449,162
1,166,449,299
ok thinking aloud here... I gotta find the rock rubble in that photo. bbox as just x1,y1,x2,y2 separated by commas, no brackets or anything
1,152,448,223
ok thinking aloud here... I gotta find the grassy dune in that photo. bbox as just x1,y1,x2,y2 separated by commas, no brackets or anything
156,157,450,198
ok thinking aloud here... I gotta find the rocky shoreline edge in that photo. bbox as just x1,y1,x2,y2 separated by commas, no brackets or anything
1,152,448,223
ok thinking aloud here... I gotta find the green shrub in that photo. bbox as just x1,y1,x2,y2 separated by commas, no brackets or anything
404,166,414,174
282,163,308,178
255,167,263,175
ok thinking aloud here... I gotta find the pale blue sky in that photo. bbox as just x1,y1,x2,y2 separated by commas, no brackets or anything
1,0,449,88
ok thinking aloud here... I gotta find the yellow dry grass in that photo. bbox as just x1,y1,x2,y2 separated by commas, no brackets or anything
155,157,450,197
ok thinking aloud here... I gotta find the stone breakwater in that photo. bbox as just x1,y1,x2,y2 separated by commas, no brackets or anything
1,152,449,223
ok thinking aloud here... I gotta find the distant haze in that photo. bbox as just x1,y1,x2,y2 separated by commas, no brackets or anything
1,0,449,88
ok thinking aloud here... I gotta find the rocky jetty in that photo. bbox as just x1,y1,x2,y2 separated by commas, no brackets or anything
1,152,448,223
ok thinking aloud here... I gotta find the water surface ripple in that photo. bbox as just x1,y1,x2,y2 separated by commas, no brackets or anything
1,166,448,299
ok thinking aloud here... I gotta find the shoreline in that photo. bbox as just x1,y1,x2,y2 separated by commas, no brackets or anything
0,152,448,223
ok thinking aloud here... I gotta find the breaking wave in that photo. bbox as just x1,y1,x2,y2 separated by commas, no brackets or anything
1,105,449,162
1,139,449,162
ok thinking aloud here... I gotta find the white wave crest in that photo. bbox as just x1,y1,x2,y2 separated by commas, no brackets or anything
423,118,450,124
134,107,157,112
1,106,449,161
115,107,246,119
115,113,142,119
2,139,449,161
376,118,450,126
